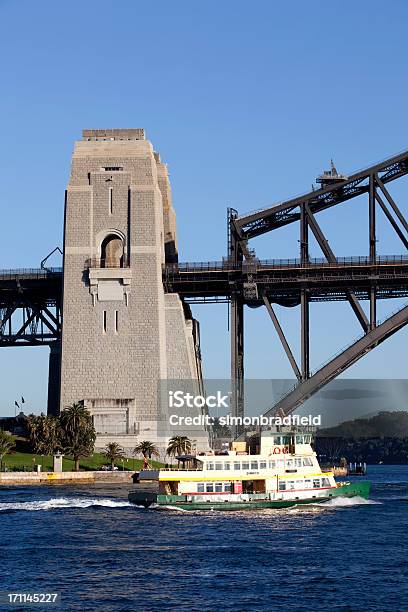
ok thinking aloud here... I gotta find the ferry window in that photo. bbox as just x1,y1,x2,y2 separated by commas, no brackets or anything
295,435,303,444
224,483,232,492
296,480,303,489
278,481,286,491
233,462,240,470
268,460,276,469
277,459,284,468
295,458,302,468
207,462,214,470
250,461,258,470
286,459,294,468
197,483,205,493
259,461,267,469
283,436,291,445
215,462,223,470
206,483,214,493
303,458,313,466
287,481,295,490
242,461,250,470
313,479,320,488
215,483,223,492
224,462,231,470
304,479,312,489
322,478,330,487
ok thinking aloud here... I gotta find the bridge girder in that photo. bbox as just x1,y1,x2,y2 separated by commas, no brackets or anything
0,269,61,347
227,149,408,421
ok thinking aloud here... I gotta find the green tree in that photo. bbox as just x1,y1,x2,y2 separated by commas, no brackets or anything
133,440,160,460
26,414,60,455
166,436,191,459
103,442,125,471
26,414,40,452
59,403,96,471
0,430,16,469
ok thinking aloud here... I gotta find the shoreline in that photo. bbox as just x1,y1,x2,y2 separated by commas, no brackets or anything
0,470,136,486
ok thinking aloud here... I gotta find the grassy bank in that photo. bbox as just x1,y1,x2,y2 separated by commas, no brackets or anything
0,437,164,472
2,450,162,472
0,437,164,471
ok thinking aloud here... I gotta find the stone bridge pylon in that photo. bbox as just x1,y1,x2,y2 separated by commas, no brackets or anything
57,129,204,450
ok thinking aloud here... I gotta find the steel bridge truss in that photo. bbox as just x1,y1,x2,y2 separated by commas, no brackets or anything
0,270,61,347
228,149,408,421
0,302,60,347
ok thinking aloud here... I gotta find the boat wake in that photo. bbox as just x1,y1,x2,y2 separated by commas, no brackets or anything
152,504,190,512
321,496,381,507
0,497,132,512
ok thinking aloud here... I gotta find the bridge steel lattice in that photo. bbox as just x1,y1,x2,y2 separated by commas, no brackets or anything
227,148,408,420
0,268,61,347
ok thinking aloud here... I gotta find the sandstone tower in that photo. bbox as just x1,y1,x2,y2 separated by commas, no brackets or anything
58,129,205,451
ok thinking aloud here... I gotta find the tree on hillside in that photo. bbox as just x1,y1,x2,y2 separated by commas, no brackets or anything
59,403,96,471
133,440,160,460
166,436,191,459
103,442,125,471
26,414,60,455
0,430,16,469
133,441,160,469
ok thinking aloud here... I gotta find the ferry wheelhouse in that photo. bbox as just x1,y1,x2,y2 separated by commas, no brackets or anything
129,429,370,510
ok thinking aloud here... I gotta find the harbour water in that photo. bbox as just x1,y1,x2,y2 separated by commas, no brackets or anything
1,465,408,611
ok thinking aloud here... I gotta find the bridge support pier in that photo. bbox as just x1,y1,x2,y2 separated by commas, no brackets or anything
301,290,310,380
230,295,244,438
300,203,310,380
47,341,61,416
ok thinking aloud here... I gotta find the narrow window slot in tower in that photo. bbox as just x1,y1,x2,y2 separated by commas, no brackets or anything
109,187,113,215
103,311,107,333
114,310,119,334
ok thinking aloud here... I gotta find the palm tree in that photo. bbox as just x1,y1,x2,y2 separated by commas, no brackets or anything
133,441,160,469
166,436,192,459
59,403,96,471
26,414,40,452
26,414,60,456
133,440,160,460
0,430,16,470
103,442,125,471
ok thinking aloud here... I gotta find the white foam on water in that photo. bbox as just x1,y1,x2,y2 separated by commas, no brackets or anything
0,497,132,511
155,504,191,512
320,496,381,507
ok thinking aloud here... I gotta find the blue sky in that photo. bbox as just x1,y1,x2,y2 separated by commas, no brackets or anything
1,0,408,415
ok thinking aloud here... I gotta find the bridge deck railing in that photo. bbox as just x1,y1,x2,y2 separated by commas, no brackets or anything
0,267,62,280
2,255,408,279
165,254,408,273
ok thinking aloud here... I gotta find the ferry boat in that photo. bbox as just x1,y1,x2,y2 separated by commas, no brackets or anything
128,429,370,510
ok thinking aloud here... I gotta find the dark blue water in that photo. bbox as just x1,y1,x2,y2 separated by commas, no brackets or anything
1,466,408,612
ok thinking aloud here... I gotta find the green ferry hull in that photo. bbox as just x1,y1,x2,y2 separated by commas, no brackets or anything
129,481,370,511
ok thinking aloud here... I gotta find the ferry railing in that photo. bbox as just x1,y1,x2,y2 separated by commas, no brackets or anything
160,467,204,471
